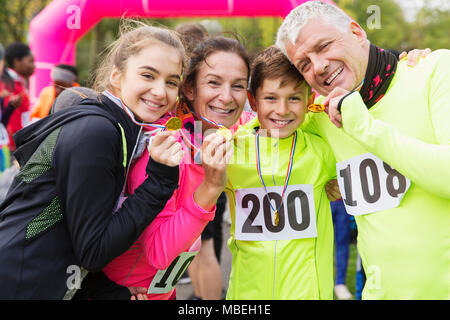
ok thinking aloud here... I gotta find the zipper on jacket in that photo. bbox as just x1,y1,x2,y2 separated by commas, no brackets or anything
272,240,277,299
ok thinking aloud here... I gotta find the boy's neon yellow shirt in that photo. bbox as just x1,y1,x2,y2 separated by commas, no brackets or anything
302,50,450,299
225,117,337,300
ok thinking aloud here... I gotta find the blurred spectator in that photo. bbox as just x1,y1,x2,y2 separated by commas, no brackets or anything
3,42,34,151
331,199,353,300
175,22,208,57
51,86,97,114
31,64,79,121
199,20,223,36
0,43,11,172
4,42,35,83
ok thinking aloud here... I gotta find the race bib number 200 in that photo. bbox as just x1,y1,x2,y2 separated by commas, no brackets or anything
235,184,317,241
336,153,410,215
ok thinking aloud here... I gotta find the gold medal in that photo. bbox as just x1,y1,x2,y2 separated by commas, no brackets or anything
274,210,280,227
165,117,182,131
216,127,232,141
308,103,325,113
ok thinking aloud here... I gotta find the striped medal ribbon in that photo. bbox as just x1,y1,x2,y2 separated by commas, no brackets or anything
103,90,166,132
255,130,297,226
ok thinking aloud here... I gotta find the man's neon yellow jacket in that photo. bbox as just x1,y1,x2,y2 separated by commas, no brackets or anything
225,117,336,299
302,50,450,299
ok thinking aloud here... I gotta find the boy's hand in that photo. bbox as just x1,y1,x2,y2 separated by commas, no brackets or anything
325,179,341,201
399,48,431,67
148,130,184,167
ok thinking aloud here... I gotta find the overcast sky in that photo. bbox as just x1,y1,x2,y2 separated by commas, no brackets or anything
394,0,450,21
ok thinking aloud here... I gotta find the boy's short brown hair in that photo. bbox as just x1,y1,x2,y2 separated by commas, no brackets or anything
249,46,308,97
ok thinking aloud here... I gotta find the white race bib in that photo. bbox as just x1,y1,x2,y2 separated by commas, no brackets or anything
336,153,410,216
0,123,9,146
235,184,317,241
147,251,198,294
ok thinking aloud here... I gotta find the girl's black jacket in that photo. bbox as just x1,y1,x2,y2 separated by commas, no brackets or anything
0,94,179,299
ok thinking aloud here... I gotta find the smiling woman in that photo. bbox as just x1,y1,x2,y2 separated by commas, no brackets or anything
109,44,182,123
182,36,251,131
93,21,185,124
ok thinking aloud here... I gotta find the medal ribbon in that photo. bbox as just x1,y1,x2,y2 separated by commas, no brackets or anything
103,90,166,132
191,110,225,128
255,130,297,215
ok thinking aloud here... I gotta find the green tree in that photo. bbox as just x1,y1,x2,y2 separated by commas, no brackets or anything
336,0,411,51
0,0,51,44
412,6,450,50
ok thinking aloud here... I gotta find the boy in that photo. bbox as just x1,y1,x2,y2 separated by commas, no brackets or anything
225,46,337,299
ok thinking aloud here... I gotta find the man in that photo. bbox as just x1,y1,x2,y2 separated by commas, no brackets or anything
4,42,35,83
276,1,449,299
4,42,35,150
31,64,79,121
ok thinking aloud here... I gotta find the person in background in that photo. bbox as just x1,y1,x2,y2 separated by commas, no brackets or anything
31,64,79,121
4,42,34,151
0,43,11,172
175,22,208,56
50,86,98,114
330,198,352,299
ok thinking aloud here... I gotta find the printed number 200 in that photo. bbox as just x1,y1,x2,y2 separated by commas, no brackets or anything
241,190,310,233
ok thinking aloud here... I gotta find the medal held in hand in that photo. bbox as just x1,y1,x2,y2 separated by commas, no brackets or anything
165,117,182,131
216,127,232,141
308,103,325,113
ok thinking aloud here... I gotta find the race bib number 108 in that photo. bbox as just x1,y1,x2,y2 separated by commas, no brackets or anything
336,153,410,215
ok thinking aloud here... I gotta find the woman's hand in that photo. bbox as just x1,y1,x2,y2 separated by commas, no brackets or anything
399,48,431,67
148,130,184,167
194,133,233,211
128,286,149,300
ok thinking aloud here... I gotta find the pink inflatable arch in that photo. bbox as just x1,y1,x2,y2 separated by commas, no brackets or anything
28,0,334,102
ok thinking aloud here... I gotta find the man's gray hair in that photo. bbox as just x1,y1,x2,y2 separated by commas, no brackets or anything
276,1,351,56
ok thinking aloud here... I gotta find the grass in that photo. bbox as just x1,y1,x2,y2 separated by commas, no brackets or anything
333,242,359,300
